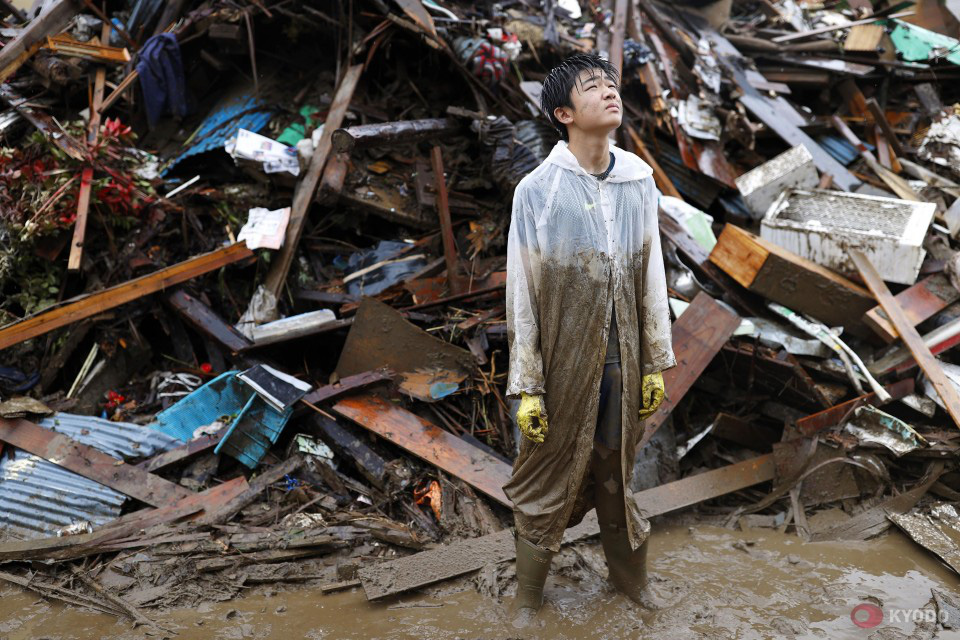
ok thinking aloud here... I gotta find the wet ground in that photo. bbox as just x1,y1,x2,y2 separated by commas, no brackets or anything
1,521,959,639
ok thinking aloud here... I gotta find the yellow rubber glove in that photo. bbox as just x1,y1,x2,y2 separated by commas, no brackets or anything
517,392,548,443
638,372,665,421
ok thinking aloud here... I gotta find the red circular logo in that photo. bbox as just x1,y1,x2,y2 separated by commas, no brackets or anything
851,604,883,628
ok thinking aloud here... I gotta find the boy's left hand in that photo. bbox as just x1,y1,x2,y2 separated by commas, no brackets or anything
638,372,664,420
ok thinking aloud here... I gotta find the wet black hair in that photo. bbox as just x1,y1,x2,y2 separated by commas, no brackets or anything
540,53,620,141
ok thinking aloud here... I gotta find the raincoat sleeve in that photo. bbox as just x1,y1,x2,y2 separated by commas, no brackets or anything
506,181,546,398
640,178,677,375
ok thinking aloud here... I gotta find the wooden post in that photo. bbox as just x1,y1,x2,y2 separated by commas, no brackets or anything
68,19,110,272
429,145,462,295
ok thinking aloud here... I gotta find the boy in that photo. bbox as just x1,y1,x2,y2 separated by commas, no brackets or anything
503,53,676,624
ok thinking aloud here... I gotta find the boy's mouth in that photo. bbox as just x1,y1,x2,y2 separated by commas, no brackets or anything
606,104,621,112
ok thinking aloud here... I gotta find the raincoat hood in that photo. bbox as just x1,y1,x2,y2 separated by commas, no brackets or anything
545,140,654,183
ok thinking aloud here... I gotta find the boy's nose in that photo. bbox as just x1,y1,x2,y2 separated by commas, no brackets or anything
602,85,618,101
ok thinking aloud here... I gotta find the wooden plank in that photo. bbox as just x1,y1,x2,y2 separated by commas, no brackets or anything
831,115,920,201
0,0,82,80
135,429,226,474
0,243,253,351
0,418,191,507
863,273,960,343
706,31,861,191
98,68,138,114
67,20,109,273
0,83,86,160
312,415,388,490
44,33,130,63
851,250,960,429
166,289,253,353
657,214,762,317
358,454,775,600
67,166,93,270
709,224,875,336
429,146,462,294
865,98,905,157
196,456,304,525
0,477,248,563
625,123,682,199
264,64,362,296
796,378,915,436
332,393,512,507
638,292,741,449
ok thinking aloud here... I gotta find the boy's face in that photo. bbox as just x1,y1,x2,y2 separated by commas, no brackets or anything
553,68,622,138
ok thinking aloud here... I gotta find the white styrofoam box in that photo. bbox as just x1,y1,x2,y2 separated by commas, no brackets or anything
760,188,936,285
735,145,818,218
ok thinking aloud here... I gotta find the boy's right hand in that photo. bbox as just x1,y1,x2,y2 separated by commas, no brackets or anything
518,392,548,443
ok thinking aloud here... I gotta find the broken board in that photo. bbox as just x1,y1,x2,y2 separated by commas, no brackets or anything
863,273,960,343
709,223,875,336
0,243,253,351
639,291,741,448
332,393,512,506
358,454,775,600
0,418,191,507
852,250,960,430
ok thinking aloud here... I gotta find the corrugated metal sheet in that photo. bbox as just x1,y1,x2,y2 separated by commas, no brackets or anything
816,135,873,167
163,94,274,175
0,414,181,540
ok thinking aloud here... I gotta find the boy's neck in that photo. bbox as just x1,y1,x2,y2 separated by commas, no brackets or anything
566,130,612,175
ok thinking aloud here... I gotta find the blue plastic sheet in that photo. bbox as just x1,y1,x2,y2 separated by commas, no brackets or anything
150,371,292,469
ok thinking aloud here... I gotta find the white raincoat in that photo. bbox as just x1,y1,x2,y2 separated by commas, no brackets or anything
503,140,676,551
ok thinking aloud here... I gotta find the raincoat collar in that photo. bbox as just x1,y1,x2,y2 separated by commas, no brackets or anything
545,139,653,183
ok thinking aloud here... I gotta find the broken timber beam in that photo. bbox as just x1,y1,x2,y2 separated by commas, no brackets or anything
358,454,775,600
851,250,960,429
0,417,191,507
0,83,86,160
196,455,305,525
166,289,253,354
331,118,459,153
705,30,861,191
0,0,82,80
263,64,362,297
639,291,740,448
0,477,248,563
709,223,875,336
0,243,253,351
136,428,227,474
332,393,512,506
863,273,960,344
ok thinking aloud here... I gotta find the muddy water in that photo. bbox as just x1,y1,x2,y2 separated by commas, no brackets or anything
2,522,959,639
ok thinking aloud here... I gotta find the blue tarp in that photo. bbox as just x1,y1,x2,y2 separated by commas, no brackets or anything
163,95,273,175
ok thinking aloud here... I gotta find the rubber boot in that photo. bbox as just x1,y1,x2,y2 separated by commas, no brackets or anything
592,445,649,604
511,535,554,627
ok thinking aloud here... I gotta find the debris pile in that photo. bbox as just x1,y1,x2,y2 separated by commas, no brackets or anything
1,0,960,629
